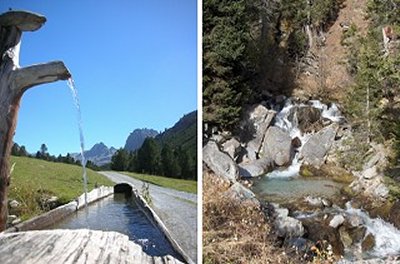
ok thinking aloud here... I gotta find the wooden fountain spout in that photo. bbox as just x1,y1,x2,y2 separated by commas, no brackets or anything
0,11,71,231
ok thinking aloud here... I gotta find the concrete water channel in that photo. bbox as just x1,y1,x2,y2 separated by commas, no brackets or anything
0,183,192,264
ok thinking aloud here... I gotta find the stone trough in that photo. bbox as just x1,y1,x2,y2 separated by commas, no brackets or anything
0,184,192,264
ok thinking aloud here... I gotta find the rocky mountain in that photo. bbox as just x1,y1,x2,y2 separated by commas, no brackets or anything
124,128,159,152
72,142,117,166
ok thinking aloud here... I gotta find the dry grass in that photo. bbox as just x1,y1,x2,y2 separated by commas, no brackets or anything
203,170,291,264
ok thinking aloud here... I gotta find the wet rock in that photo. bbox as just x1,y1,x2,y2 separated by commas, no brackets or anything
361,233,375,252
299,123,339,168
302,220,344,256
338,226,353,247
291,137,302,148
329,215,345,228
203,141,239,182
238,158,272,177
9,200,20,209
262,126,292,166
238,105,276,161
304,196,323,207
347,225,366,243
389,200,400,229
222,138,241,160
299,163,353,184
288,106,323,133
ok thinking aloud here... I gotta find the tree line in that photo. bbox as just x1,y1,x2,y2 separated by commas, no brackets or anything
11,143,100,170
110,137,196,180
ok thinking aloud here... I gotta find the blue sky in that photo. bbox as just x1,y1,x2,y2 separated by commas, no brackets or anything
1,0,197,155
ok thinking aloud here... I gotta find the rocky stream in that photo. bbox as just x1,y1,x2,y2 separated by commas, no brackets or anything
203,96,400,263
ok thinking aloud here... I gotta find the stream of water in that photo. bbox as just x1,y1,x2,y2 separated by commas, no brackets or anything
251,99,400,260
67,78,88,207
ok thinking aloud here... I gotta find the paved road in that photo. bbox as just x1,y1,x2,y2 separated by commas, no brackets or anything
99,171,197,262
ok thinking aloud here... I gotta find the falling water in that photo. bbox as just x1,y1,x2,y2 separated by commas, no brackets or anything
67,78,88,207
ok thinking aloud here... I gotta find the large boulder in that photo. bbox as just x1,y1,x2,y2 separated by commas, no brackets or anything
238,158,272,177
299,123,339,167
288,106,323,133
203,141,239,182
302,220,344,256
262,126,292,166
238,105,276,161
222,138,241,160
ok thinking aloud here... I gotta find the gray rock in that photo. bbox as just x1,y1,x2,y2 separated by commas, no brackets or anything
299,123,339,167
275,215,305,238
374,183,389,198
272,204,304,237
227,182,256,201
262,126,292,166
363,166,378,179
222,138,241,160
238,158,272,177
11,218,21,225
9,200,20,209
304,196,323,207
338,226,353,247
329,215,345,228
239,105,276,161
203,141,239,182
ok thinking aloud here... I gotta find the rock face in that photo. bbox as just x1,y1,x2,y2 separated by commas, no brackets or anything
239,105,276,161
238,158,272,177
300,123,339,167
124,128,159,151
203,141,239,182
262,126,292,166
0,229,183,264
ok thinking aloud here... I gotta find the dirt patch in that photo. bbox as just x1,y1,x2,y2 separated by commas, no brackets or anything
295,0,369,101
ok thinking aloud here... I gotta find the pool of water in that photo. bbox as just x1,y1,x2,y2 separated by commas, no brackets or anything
50,194,179,258
251,176,343,204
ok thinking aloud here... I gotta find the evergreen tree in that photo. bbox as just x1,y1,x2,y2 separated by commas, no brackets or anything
137,138,160,175
11,143,20,156
111,148,129,171
161,144,181,177
18,145,28,157
203,0,258,129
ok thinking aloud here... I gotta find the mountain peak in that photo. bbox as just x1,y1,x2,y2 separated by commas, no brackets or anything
124,128,159,151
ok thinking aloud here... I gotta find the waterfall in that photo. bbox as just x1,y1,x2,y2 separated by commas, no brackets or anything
343,203,400,258
265,99,342,178
67,78,88,207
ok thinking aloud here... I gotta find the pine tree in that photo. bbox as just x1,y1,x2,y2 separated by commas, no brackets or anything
111,148,129,171
137,138,160,175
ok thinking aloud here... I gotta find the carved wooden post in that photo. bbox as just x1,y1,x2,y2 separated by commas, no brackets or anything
0,11,71,231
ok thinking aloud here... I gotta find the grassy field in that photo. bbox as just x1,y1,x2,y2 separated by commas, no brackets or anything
9,156,113,220
122,171,197,194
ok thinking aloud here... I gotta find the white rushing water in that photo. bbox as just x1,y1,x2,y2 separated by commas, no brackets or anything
67,78,88,207
344,203,400,258
265,99,343,179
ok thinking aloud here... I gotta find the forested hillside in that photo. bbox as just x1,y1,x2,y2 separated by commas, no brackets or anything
111,111,197,180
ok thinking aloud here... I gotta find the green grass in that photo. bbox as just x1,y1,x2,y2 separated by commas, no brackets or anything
9,156,113,220
121,171,197,194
